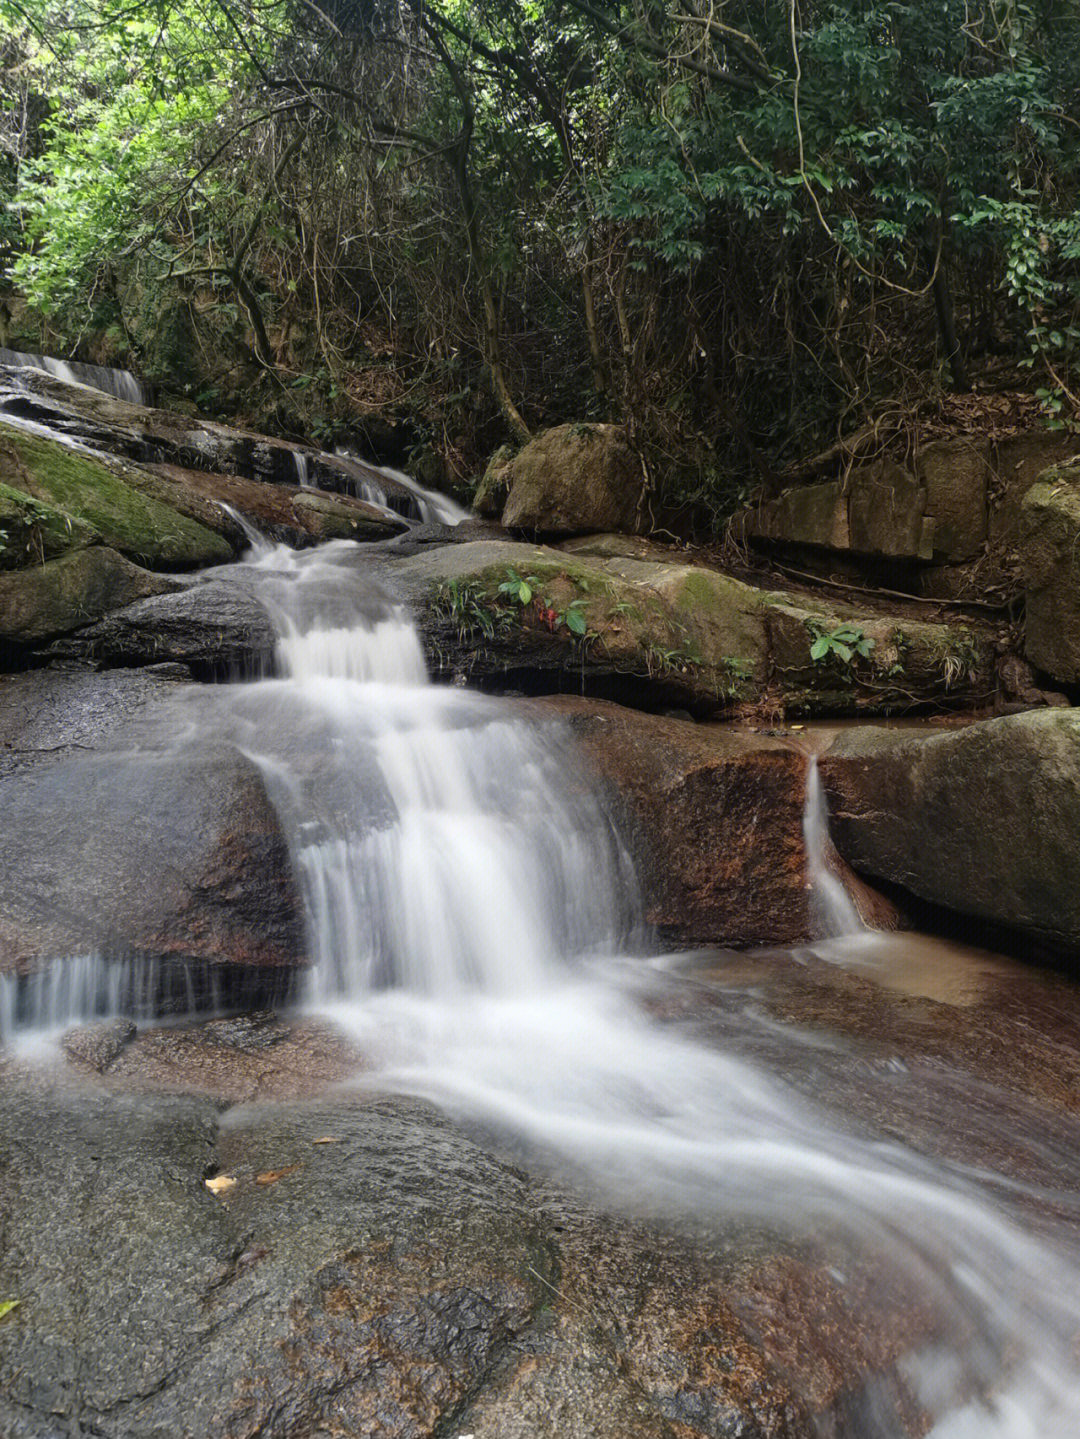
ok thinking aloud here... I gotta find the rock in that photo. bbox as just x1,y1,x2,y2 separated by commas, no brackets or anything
0,482,98,567
0,666,193,779
821,710,1080,953
0,546,179,646
61,1018,136,1072
917,436,989,561
847,460,934,559
764,599,993,714
1021,465,1080,684
53,578,277,675
472,442,516,518
396,538,769,711
529,697,815,945
750,478,850,550
989,431,1080,550
502,423,645,534
395,538,995,717
0,419,231,568
0,741,303,976
289,488,407,540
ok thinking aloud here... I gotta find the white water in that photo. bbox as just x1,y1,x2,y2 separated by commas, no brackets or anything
223,537,1080,1438
7,523,1080,1432
332,446,469,525
0,347,149,405
803,756,864,937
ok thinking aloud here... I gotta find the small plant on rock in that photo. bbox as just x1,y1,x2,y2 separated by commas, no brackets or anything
808,622,875,666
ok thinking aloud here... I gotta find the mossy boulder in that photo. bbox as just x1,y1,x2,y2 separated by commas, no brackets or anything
1021,464,1080,684
0,482,98,569
395,539,768,709
501,424,645,534
0,422,231,569
471,443,516,519
0,547,179,646
393,538,994,715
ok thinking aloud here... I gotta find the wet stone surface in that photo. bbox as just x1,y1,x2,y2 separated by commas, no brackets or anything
3,946,1080,1438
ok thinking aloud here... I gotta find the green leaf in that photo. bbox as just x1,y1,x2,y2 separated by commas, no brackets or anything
517,582,532,604
0,1300,20,1320
809,637,830,661
565,608,588,636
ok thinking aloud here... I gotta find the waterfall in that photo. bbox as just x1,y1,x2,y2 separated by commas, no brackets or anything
0,347,150,406
332,446,469,526
7,521,1080,1433
224,540,1080,1438
802,756,864,936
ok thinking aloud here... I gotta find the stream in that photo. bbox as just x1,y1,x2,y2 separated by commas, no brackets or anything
142,537,1080,1432
2,413,1080,1432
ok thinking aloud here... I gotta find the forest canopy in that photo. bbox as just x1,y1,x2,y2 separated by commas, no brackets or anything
2,0,1079,511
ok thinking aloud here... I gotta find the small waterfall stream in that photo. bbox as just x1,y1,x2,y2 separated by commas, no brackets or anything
221,536,1080,1437
803,756,865,937
5,520,1080,1433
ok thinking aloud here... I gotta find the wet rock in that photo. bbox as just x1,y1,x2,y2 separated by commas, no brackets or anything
289,487,407,540
200,1010,288,1050
0,742,303,975
0,546,179,646
502,423,645,534
0,666,193,778
0,418,231,569
530,697,815,945
52,578,277,675
395,538,994,717
821,710,1080,954
61,1018,136,1072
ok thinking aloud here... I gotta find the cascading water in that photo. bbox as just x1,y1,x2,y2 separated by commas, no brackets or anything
217,535,1080,1439
0,346,150,405
802,755,864,937
7,519,1080,1434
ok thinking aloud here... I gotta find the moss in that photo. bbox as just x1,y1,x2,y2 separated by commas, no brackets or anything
0,422,231,569
0,482,99,570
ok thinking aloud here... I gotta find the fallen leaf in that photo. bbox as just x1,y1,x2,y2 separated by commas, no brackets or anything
256,1164,301,1186
205,1175,237,1196
311,1136,341,1145
0,1300,19,1320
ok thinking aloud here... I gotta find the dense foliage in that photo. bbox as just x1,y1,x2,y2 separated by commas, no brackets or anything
2,0,1080,514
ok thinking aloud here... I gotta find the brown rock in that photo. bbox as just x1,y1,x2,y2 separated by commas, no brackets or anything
847,460,932,559
0,743,303,976
530,696,814,945
917,436,989,561
502,423,645,534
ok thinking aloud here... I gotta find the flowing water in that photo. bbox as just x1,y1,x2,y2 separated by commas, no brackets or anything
0,346,149,404
7,524,1080,1434
209,534,1080,1437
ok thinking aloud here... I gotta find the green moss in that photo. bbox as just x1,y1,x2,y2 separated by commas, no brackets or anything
0,482,99,569
0,422,231,569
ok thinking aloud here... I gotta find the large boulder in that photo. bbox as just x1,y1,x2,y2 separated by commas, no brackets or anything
0,420,231,568
0,739,303,977
0,546,179,646
1021,463,1080,684
53,578,277,675
821,710,1080,953
394,538,994,717
501,423,645,534
529,697,815,945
